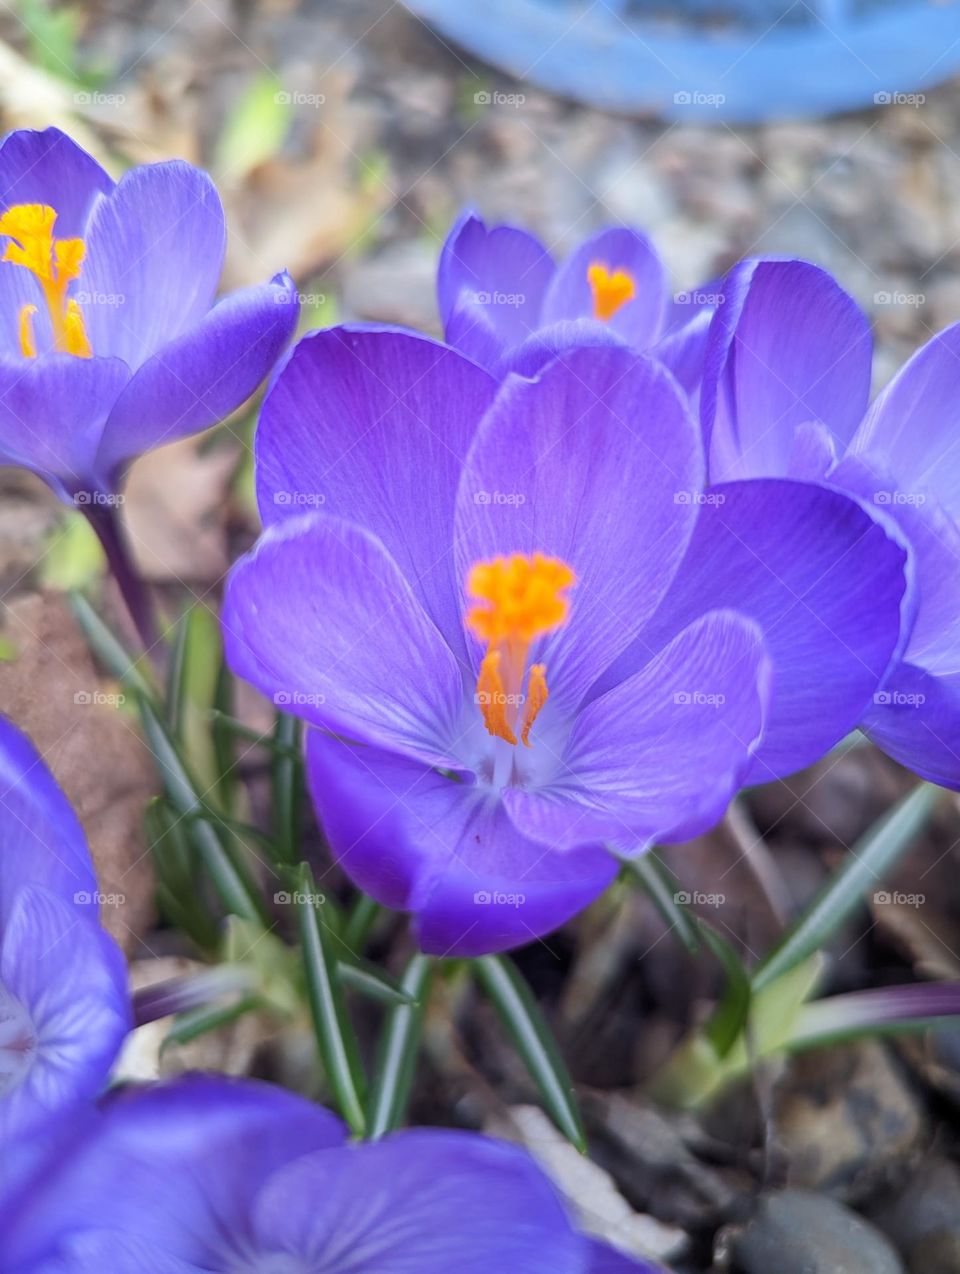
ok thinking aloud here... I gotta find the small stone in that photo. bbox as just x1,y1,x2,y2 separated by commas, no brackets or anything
869,1159,960,1274
732,1190,903,1274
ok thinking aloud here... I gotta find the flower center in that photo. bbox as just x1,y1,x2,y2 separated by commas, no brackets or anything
465,552,576,747
0,203,91,359
587,261,635,322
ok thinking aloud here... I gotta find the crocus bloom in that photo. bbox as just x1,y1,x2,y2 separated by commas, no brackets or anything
0,715,128,1143
222,327,908,955
436,209,714,386
0,127,297,503
701,258,960,786
3,1074,663,1271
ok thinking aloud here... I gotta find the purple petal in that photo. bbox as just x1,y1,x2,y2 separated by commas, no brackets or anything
251,1129,583,1272
0,353,128,498
223,513,466,767
454,347,702,712
0,715,101,920
650,308,712,399
505,611,769,853
0,128,113,236
53,1233,201,1273
501,318,629,379
80,161,225,369
0,886,129,1142
862,663,960,788
703,259,872,482
437,211,555,371
851,321,960,522
604,479,912,783
94,272,297,483
306,731,617,956
256,325,497,660
541,228,667,349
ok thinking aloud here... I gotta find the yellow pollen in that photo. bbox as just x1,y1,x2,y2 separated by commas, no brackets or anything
0,203,91,359
587,261,636,322
466,552,576,747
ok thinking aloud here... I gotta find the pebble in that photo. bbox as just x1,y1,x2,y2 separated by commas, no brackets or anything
731,1189,904,1274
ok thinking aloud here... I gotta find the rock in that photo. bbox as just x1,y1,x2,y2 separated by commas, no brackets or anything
731,1189,903,1274
869,1159,960,1274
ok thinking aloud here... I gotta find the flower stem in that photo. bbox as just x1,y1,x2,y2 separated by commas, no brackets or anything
84,500,159,654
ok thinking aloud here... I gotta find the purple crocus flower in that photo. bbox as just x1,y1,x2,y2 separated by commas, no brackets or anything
437,210,713,387
0,127,297,504
4,1075,664,1271
0,715,129,1144
221,326,908,955
701,258,960,786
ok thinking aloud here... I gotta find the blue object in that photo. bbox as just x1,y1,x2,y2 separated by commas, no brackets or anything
405,0,960,122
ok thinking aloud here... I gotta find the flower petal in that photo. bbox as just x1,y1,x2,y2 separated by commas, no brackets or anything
94,273,297,483
0,127,113,235
437,211,555,371
862,663,960,789
505,611,769,853
251,1129,583,1273
306,731,617,957
222,513,466,768
541,227,667,349
256,325,497,660
0,886,129,1143
703,259,873,482
602,479,912,783
501,318,629,379
455,346,702,711
851,321,960,522
0,353,128,497
80,161,226,369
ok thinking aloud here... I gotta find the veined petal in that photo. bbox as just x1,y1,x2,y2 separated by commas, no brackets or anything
603,479,913,783
504,610,769,853
703,259,872,482
250,1130,583,1274
455,347,702,712
0,127,113,237
222,513,467,769
256,325,497,660
307,732,617,957
94,273,297,483
541,227,667,349
862,663,960,789
80,161,226,369
437,211,554,371
501,318,629,380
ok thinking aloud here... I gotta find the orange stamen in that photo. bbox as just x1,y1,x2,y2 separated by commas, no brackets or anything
0,204,91,359
466,552,575,747
587,262,636,322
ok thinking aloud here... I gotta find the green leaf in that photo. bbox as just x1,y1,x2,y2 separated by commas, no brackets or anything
139,699,266,925
42,511,104,590
166,605,223,792
70,591,157,704
296,863,367,1135
475,955,586,1152
343,893,381,954
338,959,418,1009
752,782,941,993
215,73,290,181
367,953,433,1138
162,995,260,1051
271,713,302,867
625,851,701,953
699,922,752,1057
